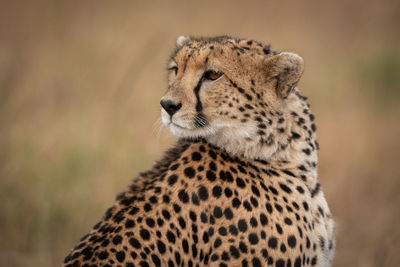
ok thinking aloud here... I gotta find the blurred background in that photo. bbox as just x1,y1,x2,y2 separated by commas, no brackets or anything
0,0,399,266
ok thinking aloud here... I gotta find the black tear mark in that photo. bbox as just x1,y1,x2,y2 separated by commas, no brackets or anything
192,75,209,128
194,77,203,112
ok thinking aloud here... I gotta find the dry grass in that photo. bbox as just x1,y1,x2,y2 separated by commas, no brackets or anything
0,1,399,266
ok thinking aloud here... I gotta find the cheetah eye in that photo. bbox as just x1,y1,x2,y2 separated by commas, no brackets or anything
168,66,178,76
203,70,223,81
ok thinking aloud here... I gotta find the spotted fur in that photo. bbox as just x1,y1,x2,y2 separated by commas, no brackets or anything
64,36,335,267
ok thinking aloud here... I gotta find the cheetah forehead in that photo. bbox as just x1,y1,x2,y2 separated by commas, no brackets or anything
170,35,277,63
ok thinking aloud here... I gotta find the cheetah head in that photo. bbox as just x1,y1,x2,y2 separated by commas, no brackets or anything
161,36,305,160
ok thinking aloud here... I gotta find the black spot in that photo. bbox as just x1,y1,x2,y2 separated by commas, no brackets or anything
214,206,223,218
212,186,222,198
224,208,233,219
248,233,259,245
157,240,166,254
291,131,301,139
225,171,234,182
250,197,258,208
224,187,233,198
166,231,176,244
116,251,125,263
184,167,196,178
112,235,122,245
201,230,210,244
251,185,260,196
245,104,254,109
178,190,189,203
294,257,301,267
230,245,240,258
192,152,202,161
198,186,209,200
170,163,180,170
168,174,178,186
162,195,170,204
274,203,283,213
279,183,292,194
296,186,305,194
189,210,197,221
174,252,181,265
191,193,200,205
311,123,317,132
268,237,278,249
268,186,279,195
284,217,292,225
260,213,268,225
162,209,171,220
151,254,161,266
232,198,241,208
209,161,217,171
288,235,297,248
200,212,207,223
98,251,109,260
206,170,216,182
276,259,285,267
144,203,152,212
250,217,258,227
276,224,283,234
229,224,238,235
218,227,227,236
311,256,317,265
239,241,248,253
140,228,150,240
146,218,155,228
238,219,248,232
236,177,246,188
282,169,296,177
182,239,189,254
311,183,321,197
221,251,230,261
319,236,325,250
266,203,273,214
219,170,226,181
214,238,222,248
211,254,219,261
252,257,262,267
178,216,186,229
129,238,141,249
263,45,271,54
208,150,217,160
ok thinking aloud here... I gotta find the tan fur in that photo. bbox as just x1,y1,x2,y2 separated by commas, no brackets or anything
64,36,335,267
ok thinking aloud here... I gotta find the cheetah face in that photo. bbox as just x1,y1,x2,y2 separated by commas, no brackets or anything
161,36,304,157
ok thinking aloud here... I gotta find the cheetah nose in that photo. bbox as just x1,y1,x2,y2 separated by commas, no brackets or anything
160,100,182,117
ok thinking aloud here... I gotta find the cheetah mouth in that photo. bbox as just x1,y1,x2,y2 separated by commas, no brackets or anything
166,120,216,139
170,122,189,130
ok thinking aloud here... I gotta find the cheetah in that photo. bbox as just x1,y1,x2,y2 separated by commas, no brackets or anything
63,36,335,267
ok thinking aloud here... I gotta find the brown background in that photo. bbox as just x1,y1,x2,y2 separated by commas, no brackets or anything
1,1,399,266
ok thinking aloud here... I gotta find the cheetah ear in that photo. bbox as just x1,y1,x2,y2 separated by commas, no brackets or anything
264,52,304,98
176,36,191,48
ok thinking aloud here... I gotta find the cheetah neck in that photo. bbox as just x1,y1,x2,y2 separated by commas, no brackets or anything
207,90,319,185
269,96,319,185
